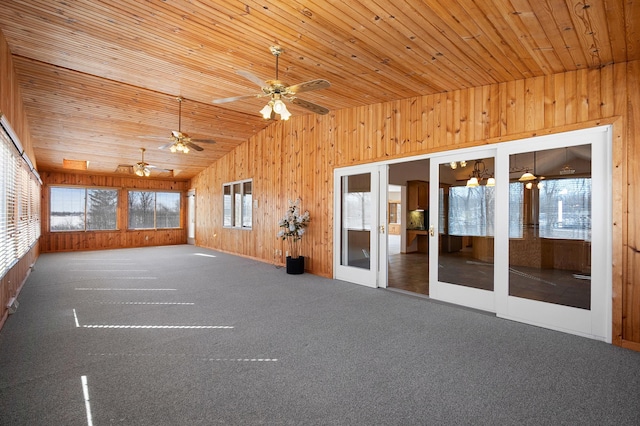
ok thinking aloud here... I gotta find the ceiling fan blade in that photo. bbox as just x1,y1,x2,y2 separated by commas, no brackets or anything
138,135,167,140
236,69,266,87
147,164,173,173
190,138,216,144
212,94,261,104
290,97,330,115
185,141,204,151
158,142,174,150
287,79,331,95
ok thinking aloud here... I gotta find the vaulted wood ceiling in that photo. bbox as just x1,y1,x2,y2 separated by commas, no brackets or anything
0,1,637,180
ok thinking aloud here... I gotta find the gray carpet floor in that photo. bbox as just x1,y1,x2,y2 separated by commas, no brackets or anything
0,245,639,425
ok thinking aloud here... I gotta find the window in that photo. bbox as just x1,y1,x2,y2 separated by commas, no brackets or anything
388,202,399,224
50,187,118,231
223,180,252,229
128,190,180,229
539,178,591,241
1,119,41,277
448,185,495,237
509,182,524,238
343,173,372,230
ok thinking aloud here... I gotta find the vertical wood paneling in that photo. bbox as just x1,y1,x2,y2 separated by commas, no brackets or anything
564,72,576,125
624,60,640,345
611,63,627,345
489,84,501,138
192,62,638,347
576,69,590,122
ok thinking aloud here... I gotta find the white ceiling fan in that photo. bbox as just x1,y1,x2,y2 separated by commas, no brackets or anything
212,46,331,120
118,148,173,177
141,97,216,153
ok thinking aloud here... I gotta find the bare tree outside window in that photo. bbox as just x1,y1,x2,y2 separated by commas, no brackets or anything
128,191,155,229
128,190,180,229
87,189,117,230
156,192,180,228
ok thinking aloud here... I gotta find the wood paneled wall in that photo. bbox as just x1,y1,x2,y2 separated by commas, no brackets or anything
40,172,190,252
0,30,35,165
191,61,640,350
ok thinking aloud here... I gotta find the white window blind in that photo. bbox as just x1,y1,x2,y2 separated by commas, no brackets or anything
0,116,41,278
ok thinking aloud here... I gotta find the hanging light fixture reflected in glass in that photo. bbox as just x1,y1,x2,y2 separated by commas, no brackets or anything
466,177,479,187
519,171,536,181
465,159,493,187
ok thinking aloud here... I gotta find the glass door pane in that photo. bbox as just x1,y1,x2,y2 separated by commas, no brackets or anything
340,173,372,270
508,145,592,309
437,157,495,291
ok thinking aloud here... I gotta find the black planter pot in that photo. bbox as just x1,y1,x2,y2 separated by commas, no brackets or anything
286,256,305,274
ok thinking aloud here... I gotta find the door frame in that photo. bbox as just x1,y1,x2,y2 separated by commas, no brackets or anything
187,189,195,245
331,125,611,342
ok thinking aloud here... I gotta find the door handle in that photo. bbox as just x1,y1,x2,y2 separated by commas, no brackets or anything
379,225,385,234
429,225,435,237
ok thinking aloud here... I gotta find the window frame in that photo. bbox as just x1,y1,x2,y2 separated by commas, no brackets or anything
222,179,252,229
49,186,119,232
127,190,182,230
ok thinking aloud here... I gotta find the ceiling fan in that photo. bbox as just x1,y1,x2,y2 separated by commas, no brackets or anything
212,45,331,120
142,97,216,153
119,148,173,177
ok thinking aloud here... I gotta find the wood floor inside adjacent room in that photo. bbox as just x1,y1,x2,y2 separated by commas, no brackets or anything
386,235,591,310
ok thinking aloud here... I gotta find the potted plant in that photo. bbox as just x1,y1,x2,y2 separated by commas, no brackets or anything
277,198,310,274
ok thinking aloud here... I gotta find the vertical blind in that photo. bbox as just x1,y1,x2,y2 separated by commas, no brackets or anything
0,117,41,278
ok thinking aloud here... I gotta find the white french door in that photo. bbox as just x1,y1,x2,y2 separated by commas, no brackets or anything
334,164,388,288
427,126,612,342
495,126,612,341
428,149,497,312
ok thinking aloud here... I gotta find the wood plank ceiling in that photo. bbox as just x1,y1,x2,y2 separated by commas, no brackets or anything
0,0,637,180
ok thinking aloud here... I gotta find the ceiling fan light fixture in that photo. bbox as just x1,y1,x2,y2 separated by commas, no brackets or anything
279,106,292,121
273,99,286,114
182,145,189,154
260,103,273,120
